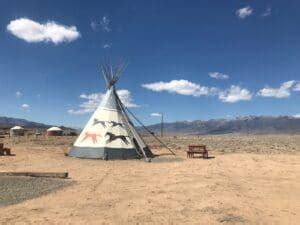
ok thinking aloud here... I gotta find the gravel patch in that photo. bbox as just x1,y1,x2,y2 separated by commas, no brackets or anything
0,176,72,206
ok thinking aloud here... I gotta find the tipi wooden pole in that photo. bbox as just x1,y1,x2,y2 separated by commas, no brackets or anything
125,107,176,155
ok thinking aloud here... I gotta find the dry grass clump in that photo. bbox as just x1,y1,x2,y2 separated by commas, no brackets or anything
3,134,299,155
144,134,300,154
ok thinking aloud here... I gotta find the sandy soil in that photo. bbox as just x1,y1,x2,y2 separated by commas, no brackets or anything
0,135,299,224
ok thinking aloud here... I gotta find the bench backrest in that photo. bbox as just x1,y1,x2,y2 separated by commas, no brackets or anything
188,145,206,151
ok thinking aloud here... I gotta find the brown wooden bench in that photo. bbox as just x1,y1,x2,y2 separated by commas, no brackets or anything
0,143,11,156
187,145,208,159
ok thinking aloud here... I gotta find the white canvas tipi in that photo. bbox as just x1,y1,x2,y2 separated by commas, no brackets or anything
69,62,153,160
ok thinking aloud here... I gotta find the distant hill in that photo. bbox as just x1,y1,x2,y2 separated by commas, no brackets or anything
2,115,300,134
146,116,300,134
0,116,49,129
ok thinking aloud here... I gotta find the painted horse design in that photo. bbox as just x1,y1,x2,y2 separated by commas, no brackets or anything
92,119,106,127
105,132,129,145
81,132,101,144
109,121,124,128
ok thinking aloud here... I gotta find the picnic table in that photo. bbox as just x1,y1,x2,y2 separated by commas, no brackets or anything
0,143,11,156
187,145,208,159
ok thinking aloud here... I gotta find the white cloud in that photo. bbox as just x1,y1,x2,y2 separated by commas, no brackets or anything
103,43,111,49
142,79,218,97
7,18,80,44
261,7,272,17
117,90,139,108
151,113,162,117
68,89,139,115
20,103,30,111
236,6,254,19
90,17,111,32
16,91,23,98
209,72,229,80
293,114,300,118
100,16,111,32
90,21,98,31
67,109,86,115
293,82,300,91
219,85,252,103
257,80,295,98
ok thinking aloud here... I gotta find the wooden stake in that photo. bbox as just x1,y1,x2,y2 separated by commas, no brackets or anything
0,172,68,179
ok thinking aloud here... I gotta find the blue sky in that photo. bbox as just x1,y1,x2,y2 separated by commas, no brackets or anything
0,0,299,127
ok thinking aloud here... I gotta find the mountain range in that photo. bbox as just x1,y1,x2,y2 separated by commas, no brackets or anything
0,116,49,129
146,116,300,134
1,115,300,134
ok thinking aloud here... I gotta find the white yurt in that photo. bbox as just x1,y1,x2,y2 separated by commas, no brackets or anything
10,126,25,137
47,127,63,136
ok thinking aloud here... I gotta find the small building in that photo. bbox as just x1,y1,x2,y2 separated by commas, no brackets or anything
47,127,63,136
10,126,25,137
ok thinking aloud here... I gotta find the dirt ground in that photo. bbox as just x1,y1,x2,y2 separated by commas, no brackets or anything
0,135,299,224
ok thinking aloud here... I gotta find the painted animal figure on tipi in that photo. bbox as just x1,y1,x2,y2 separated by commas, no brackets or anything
68,61,154,160
92,119,106,127
109,121,124,128
105,132,129,145
81,132,102,144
